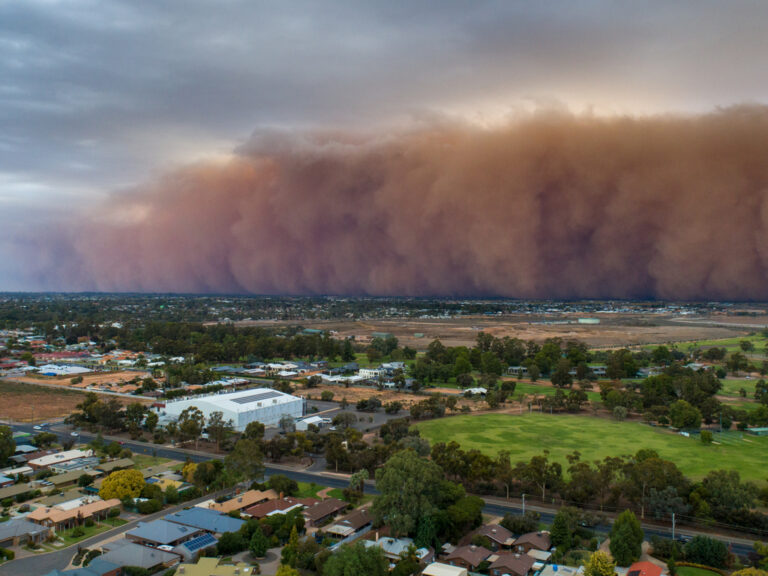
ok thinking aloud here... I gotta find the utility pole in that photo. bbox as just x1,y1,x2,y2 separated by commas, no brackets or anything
522,493,526,515
672,512,676,541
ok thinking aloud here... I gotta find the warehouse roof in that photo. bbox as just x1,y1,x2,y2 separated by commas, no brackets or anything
164,388,300,414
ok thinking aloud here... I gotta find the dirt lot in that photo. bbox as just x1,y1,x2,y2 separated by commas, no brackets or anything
235,314,745,349
10,370,151,389
0,380,89,422
0,377,153,423
296,384,479,411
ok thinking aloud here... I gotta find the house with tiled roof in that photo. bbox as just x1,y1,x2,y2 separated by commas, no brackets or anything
302,498,348,527
627,561,662,576
445,545,492,571
27,498,121,533
204,489,277,514
489,552,536,576
470,524,515,550
512,531,552,553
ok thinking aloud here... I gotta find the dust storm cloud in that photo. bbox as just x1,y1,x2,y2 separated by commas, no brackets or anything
23,107,768,299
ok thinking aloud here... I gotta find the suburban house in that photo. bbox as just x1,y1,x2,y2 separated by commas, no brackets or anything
175,557,255,576
0,474,13,488
28,449,94,471
99,540,179,572
164,507,246,535
325,508,372,539
470,524,515,550
27,498,121,533
422,563,469,576
302,498,348,527
364,536,433,564
49,457,100,474
47,469,101,490
444,545,492,571
173,532,219,562
126,519,203,548
512,531,552,553
489,552,536,576
0,483,36,502
0,517,51,548
628,561,663,576
202,489,277,514
95,458,135,474
244,497,312,519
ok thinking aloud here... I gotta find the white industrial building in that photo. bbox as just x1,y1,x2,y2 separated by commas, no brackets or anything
158,388,304,431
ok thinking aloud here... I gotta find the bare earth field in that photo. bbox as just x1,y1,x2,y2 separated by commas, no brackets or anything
0,380,89,422
9,370,151,389
296,385,477,410
234,314,745,349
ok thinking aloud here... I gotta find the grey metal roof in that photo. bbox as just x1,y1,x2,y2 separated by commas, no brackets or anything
127,519,201,544
0,518,49,541
101,540,178,569
164,507,245,534
230,390,280,404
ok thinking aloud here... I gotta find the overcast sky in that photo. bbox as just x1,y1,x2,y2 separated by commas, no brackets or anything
2,0,767,211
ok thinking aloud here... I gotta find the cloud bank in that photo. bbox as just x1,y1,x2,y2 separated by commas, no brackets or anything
16,107,768,299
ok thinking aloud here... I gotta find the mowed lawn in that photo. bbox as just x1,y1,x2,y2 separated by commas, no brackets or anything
415,413,768,483
677,567,721,576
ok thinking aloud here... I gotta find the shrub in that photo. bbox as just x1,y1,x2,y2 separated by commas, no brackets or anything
683,535,730,568
85,517,95,527
71,526,86,538
137,499,163,515
83,549,102,566
108,507,121,518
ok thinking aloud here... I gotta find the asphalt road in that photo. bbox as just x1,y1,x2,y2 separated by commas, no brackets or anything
2,422,758,574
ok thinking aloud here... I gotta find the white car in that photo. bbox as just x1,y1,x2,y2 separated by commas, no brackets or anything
33,425,42,430
71,431,79,437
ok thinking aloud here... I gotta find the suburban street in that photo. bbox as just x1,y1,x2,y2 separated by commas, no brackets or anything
1,421,758,575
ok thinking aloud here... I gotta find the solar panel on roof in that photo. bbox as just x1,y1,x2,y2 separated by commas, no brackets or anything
230,391,281,404
184,532,217,551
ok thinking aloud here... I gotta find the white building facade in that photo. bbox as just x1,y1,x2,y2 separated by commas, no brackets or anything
158,388,304,431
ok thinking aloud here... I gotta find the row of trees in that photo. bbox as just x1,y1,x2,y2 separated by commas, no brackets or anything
426,441,768,533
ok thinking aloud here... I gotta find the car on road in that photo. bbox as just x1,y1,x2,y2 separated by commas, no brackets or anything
70,431,79,437
33,425,42,430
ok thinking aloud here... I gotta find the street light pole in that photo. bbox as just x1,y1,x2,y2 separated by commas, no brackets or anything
672,512,676,541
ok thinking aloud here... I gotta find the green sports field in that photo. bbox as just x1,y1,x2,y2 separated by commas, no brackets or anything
415,412,767,483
